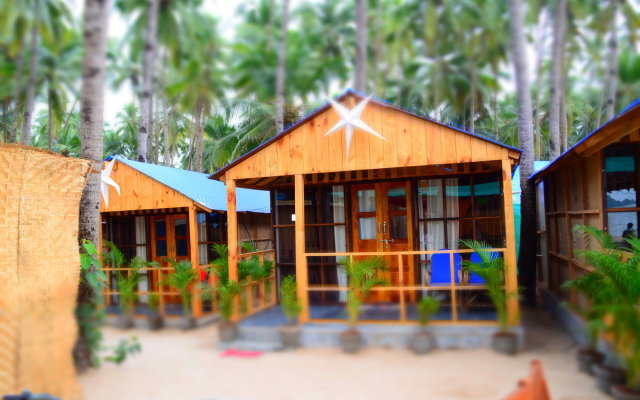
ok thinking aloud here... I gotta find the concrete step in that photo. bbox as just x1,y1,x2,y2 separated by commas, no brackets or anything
217,340,284,352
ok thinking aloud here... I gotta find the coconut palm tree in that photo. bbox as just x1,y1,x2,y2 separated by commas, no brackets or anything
354,0,367,92
507,0,536,304
76,0,109,371
274,0,289,134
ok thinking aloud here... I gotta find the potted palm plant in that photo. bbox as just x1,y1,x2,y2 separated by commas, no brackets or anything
279,275,302,348
161,259,198,330
571,226,640,398
106,243,141,329
216,280,241,342
408,296,440,355
461,239,519,355
339,256,387,354
146,293,163,330
209,244,242,342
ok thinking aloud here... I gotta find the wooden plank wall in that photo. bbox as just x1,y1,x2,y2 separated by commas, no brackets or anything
100,162,193,212
538,149,603,307
224,97,517,181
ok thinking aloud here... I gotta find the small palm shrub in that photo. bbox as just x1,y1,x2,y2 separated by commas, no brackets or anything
217,281,241,322
569,225,640,391
161,259,198,318
417,296,440,327
148,293,160,313
340,256,388,328
280,275,301,325
460,239,515,334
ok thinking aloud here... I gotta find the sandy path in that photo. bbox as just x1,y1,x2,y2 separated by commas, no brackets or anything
79,310,608,400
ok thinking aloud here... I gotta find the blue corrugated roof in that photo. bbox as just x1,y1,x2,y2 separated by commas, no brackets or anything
108,156,270,213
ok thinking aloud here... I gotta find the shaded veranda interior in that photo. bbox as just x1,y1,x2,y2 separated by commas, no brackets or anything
99,156,274,321
211,89,522,327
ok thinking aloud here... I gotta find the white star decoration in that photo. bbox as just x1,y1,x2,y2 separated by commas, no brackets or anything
101,159,121,207
324,96,387,158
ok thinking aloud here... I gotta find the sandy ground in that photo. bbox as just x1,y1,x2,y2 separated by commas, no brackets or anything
79,308,608,400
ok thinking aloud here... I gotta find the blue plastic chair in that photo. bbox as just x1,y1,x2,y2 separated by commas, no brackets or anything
469,252,498,284
430,251,461,285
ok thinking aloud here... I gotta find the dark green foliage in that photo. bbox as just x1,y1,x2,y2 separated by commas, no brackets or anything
77,239,108,367
339,256,388,328
416,296,440,327
460,239,515,333
568,226,640,390
160,259,198,318
104,337,142,366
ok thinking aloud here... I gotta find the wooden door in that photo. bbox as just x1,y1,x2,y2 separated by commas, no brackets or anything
351,181,414,302
150,213,190,304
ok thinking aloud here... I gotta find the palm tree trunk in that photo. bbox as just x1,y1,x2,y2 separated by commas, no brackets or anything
508,0,537,305
374,0,383,96
10,38,25,143
469,59,477,132
194,101,204,172
163,100,171,166
275,0,289,134
137,0,159,162
533,11,548,160
76,0,109,372
47,88,54,151
548,0,567,160
21,0,41,146
604,0,618,120
355,0,367,92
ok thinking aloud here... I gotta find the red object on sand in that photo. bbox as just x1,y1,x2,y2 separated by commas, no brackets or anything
503,359,552,400
220,349,264,358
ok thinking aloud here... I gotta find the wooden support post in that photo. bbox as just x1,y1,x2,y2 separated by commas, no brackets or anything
502,158,520,326
449,252,458,322
188,206,203,318
227,179,239,321
295,174,309,323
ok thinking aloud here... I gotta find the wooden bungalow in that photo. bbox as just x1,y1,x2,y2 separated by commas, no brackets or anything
100,156,272,321
211,89,522,326
532,99,640,312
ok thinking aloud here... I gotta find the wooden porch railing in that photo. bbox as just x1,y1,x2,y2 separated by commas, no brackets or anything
102,248,277,319
303,248,517,325
236,249,277,318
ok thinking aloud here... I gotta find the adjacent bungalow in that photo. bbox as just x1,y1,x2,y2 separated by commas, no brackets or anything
99,156,272,321
532,100,640,314
211,89,522,328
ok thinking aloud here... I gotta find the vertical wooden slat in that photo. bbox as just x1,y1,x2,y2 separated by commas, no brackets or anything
502,158,519,326
295,174,309,322
226,179,239,321
398,254,406,322
449,251,458,322
188,206,202,318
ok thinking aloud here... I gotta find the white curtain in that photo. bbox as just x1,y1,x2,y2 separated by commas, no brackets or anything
197,213,208,265
135,216,148,302
418,180,446,285
445,178,460,249
332,186,347,301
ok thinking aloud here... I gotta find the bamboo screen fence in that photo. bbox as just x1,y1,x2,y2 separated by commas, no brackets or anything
0,144,91,400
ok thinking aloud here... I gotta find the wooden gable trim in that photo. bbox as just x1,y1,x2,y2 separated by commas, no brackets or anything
100,161,212,213
211,89,521,181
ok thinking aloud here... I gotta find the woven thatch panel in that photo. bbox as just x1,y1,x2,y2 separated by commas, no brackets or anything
0,144,91,400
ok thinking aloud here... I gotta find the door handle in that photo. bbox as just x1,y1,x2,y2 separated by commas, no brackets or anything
380,238,394,248
382,221,388,235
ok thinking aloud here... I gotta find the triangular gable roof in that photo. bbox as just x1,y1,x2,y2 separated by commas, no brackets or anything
210,88,521,180
107,156,270,213
532,98,640,180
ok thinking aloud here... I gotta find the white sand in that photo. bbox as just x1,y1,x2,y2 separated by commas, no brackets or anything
79,310,608,400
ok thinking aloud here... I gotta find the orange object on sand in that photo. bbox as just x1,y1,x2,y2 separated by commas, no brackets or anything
503,359,551,400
